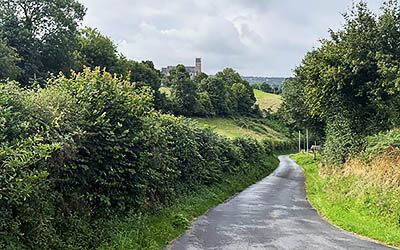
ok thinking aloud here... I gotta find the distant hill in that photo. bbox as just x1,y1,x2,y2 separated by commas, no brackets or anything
242,76,286,87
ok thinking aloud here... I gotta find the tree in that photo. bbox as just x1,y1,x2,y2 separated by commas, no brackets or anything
253,82,273,93
115,58,163,108
75,27,119,72
283,1,400,164
0,40,21,80
231,82,256,115
215,68,256,115
280,77,325,138
199,77,229,116
193,72,208,84
0,0,86,84
169,64,199,116
197,91,215,117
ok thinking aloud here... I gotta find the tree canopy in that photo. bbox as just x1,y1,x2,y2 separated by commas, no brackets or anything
0,0,85,84
281,0,400,164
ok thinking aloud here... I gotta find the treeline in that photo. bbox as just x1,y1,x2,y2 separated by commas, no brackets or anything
281,0,400,164
0,1,163,104
163,66,258,117
0,0,261,119
252,82,281,94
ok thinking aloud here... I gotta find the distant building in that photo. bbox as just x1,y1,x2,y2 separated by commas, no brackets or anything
161,58,202,77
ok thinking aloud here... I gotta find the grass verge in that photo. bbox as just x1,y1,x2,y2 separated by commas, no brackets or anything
98,155,279,250
291,153,400,248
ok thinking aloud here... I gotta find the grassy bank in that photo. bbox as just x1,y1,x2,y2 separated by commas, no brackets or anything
98,155,279,250
193,117,288,142
292,153,400,248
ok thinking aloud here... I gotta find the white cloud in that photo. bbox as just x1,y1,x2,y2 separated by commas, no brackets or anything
79,0,383,76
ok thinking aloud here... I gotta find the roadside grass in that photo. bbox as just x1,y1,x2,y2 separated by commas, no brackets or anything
193,117,287,141
291,153,400,248
253,89,282,112
98,155,279,250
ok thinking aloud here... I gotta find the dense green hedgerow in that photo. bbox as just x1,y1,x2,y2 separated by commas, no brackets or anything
0,68,290,249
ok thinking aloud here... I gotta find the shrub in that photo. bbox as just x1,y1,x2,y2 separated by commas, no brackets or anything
323,115,365,166
0,82,81,248
364,129,400,157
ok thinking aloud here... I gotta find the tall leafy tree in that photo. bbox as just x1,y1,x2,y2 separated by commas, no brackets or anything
0,40,21,80
215,68,256,115
199,77,229,116
283,0,400,164
169,64,199,116
75,27,120,72
0,0,85,84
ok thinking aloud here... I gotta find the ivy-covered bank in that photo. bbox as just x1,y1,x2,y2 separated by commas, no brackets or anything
0,69,292,249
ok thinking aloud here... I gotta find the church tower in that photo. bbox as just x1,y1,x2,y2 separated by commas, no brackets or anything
195,58,202,76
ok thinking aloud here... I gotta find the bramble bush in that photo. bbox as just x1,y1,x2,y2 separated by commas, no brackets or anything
0,68,292,249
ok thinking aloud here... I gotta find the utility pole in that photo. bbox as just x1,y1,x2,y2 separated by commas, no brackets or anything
306,129,309,153
298,131,301,153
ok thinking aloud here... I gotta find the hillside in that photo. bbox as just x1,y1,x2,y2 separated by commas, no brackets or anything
254,89,282,112
193,117,288,142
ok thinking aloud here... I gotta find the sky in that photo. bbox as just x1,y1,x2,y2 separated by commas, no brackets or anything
79,0,382,77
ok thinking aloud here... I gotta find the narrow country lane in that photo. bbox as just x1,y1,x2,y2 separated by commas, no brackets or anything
167,155,395,250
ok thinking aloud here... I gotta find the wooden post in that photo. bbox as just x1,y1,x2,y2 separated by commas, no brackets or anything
298,131,301,153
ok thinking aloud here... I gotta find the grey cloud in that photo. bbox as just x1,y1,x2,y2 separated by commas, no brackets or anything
79,0,383,76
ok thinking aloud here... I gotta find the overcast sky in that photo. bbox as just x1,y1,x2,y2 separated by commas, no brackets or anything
79,0,382,77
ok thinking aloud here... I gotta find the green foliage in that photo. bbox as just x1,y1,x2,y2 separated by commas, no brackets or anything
162,66,258,117
0,40,21,80
323,114,365,165
0,68,292,248
364,128,400,156
49,68,154,214
197,91,215,117
75,27,120,72
283,1,400,164
280,77,325,138
0,81,82,249
168,65,200,116
230,82,255,115
198,76,229,116
0,0,86,84
252,82,280,94
215,68,257,115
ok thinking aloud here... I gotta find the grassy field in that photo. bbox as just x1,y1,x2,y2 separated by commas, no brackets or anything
98,155,279,250
193,117,287,141
254,89,282,112
291,153,400,248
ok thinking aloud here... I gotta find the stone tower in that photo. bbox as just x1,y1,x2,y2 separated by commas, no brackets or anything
195,58,202,76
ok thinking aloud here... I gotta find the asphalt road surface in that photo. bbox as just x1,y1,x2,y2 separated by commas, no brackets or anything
167,155,394,250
